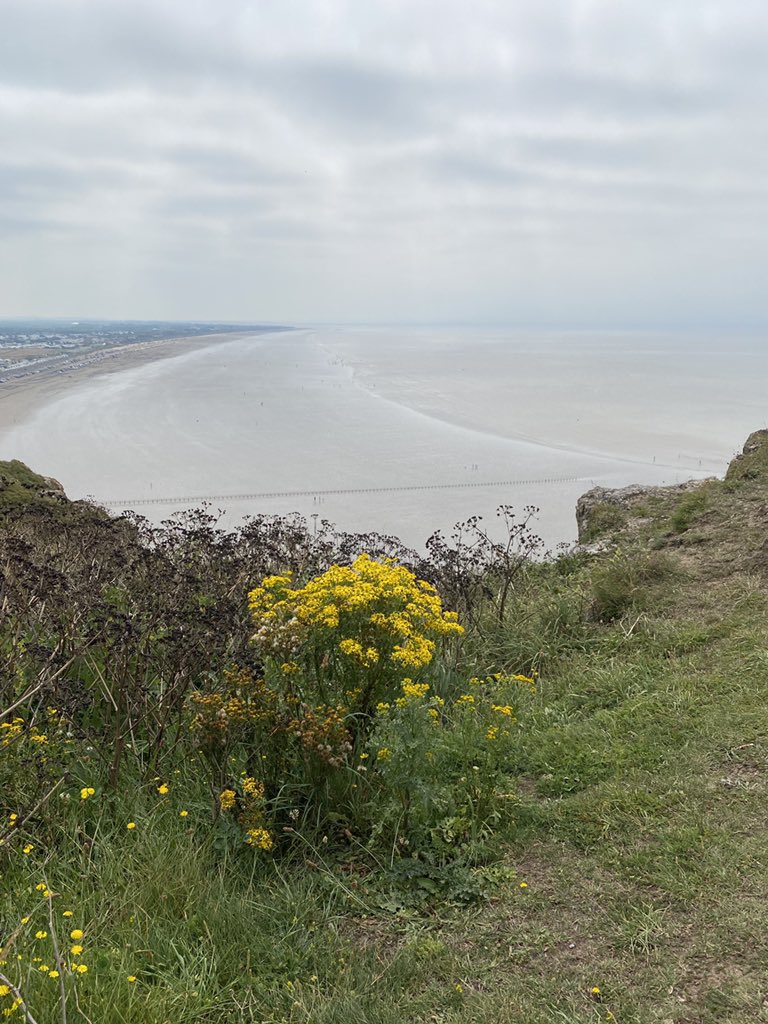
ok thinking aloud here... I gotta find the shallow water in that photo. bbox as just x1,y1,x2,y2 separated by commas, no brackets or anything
1,326,764,550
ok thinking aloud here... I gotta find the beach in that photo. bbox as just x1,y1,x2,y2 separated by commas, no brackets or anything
2,325,753,550
0,331,261,434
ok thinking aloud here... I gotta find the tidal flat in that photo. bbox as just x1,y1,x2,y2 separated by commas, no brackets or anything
0,325,763,548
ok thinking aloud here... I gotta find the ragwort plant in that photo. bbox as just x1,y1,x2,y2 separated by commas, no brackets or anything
247,553,463,730
368,673,535,856
188,556,534,860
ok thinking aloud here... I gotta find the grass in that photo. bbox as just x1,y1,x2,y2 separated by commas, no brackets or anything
4,439,768,1022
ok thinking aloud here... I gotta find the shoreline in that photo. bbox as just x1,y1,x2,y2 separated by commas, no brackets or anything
0,331,272,434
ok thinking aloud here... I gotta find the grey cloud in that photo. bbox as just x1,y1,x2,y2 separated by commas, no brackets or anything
2,0,768,324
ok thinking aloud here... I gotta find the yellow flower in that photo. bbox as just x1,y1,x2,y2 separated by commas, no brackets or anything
179,810,189,818
0,986,9,998
519,882,528,889
62,911,73,918
75,964,88,974
70,930,84,941
70,945,83,956
23,844,34,855
80,787,95,800
376,748,393,761
38,965,50,973
126,822,136,830
157,784,169,795
35,882,47,891
218,789,237,811
49,970,59,979
486,726,498,741
127,975,137,983
400,681,430,700
20,917,29,925
245,827,274,851
241,776,264,798
35,930,47,940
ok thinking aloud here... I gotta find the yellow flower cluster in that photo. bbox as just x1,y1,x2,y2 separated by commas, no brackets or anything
338,638,380,666
1,710,61,750
219,789,237,811
245,827,274,851
0,719,24,747
241,775,264,799
400,680,430,701
249,554,463,675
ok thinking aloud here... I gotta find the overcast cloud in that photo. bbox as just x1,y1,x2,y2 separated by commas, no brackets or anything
2,0,768,325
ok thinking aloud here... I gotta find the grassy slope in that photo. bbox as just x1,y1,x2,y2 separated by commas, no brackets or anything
4,443,768,1023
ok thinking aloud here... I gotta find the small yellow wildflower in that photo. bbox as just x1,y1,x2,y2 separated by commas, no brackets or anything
49,970,59,979
241,776,264,798
127,975,137,983
376,748,393,761
126,822,136,830
75,964,88,974
179,810,189,818
62,911,73,918
35,931,47,940
80,787,95,800
70,930,84,941
70,945,83,956
157,784,169,795
35,882,47,891
219,789,237,811
486,726,499,741
0,986,9,997
245,827,274,851
38,965,50,973
22,844,34,855
20,917,29,925
519,881,528,889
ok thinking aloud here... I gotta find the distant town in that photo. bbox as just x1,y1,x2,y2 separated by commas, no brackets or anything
0,319,287,383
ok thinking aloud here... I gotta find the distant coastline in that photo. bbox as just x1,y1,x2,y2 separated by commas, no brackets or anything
0,329,288,434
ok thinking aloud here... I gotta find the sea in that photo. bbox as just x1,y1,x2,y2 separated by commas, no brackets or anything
1,326,765,551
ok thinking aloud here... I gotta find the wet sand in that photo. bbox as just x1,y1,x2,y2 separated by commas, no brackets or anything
0,332,257,434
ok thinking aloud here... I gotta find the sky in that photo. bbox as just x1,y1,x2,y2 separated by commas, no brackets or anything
1,0,768,327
